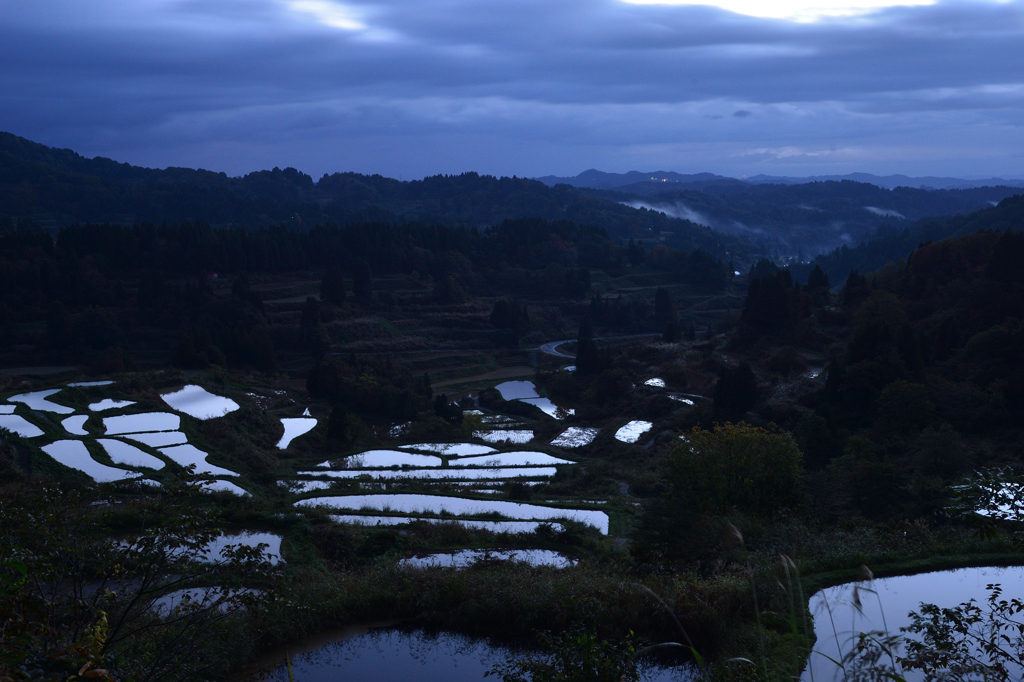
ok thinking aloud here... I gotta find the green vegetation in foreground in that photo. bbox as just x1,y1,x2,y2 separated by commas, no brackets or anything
4,196,1024,680
5,415,1024,681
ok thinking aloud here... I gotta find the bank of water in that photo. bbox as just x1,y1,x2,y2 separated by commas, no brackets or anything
804,565,1024,681
244,626,695,682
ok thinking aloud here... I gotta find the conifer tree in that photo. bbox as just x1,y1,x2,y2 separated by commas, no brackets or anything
321,267,347,305
353,260,372,303
654,288,672,324
575,315,600,374
713,361,758,421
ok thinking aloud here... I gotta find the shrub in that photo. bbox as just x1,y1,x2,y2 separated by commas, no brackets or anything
874,379,934,437
666,423,803,516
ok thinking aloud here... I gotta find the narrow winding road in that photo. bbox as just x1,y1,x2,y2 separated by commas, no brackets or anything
536,333,662,359
538,340,575,358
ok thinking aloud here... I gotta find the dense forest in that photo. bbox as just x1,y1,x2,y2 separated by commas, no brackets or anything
792,193,1024,285
0,132,750,261
729,229,1024,521
0,215,732,371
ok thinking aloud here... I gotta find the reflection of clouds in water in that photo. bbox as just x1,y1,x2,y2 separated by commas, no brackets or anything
803,566,1024,682
276,629,509,681
494,380,538,401
272,627,695,681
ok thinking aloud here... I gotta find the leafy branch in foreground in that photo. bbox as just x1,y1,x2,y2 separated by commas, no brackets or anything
832,572,1024,682
948,467,1024,526
0,481,281,682
847,582,1024,682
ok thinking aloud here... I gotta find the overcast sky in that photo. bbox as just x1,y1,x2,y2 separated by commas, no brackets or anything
2,0,1023,179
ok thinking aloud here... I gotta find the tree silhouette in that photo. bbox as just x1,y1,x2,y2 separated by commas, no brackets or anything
300,296,320,333
842,270,870,309
713,361,758,421
575,315,601,375
654,288,672,324
352,260,372,303
321,267,346,305
741,269,796,336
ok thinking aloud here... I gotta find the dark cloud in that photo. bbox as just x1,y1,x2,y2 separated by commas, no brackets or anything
1,0,1023,178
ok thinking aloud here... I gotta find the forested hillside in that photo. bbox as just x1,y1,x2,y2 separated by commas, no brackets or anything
792,193,1024,285
0,215,736,371
0,132,751,261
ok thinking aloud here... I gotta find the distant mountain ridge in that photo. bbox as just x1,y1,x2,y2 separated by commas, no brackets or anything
5,130,1019,267
744,172,1024,190
0,131,756,262
537,169,1024,191
534,169,737,189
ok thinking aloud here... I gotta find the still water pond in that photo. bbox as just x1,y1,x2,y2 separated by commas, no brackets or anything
250,627,692,682
804,565,1024,681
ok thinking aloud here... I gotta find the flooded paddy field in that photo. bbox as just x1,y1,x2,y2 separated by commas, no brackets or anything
244,627,694,682
804,566,1024,682
0,352,730,681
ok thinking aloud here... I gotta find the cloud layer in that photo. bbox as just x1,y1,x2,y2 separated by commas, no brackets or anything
2,0,1023,178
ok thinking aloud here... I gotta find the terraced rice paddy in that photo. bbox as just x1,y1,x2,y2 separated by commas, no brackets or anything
298,466,559,481
104,412,180,435
282,480,336,494
3,383,251,496
520,397,574,419
495,381,539,400
494,380,574,419
122,431,189,447
98,439,166,470
329,515,564,533
161,385,240,420
297,494,609,534
399,442,495,456
42,440,151,483
480,414,522,425
61,415,89,435
8,389,74,414
550,427,599,448
455,451,572,466
158,444,238,477
89,399,135,412
276,417,317,449
12,378,613,550
320,450,444,468
615,420,653,443
474,429,534,444
400,548,575,569
0,414,44,438
203,532,282,564
202,479,250,496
